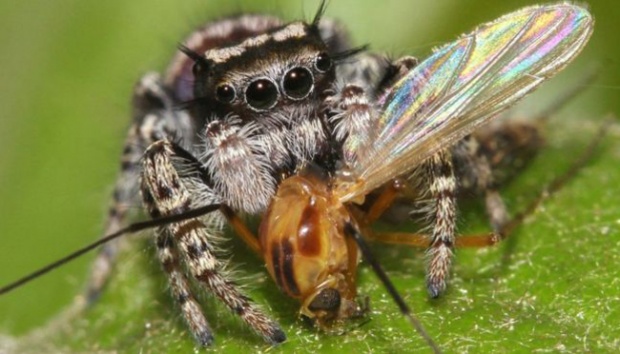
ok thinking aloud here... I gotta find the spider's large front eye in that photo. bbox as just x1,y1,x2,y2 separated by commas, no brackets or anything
215,84,235,103
282,67,313,100
246,78,278,110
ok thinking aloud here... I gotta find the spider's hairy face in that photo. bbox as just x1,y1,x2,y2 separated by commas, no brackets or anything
192,21,336,127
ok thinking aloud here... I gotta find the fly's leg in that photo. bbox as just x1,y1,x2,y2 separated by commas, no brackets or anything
85,72,194,304
220,206,261,254
141,139,285,345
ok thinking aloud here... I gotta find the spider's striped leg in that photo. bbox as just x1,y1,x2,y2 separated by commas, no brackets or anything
155,228,214,345
417,151,457,298
85,125,141,304
452,135,512,233
141,139,285,345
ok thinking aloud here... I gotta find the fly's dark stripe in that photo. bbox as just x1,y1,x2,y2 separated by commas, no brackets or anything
281,240,300,296
271,242,285,291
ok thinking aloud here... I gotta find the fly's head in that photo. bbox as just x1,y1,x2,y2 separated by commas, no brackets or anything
188,21,337,129
259,166,365,328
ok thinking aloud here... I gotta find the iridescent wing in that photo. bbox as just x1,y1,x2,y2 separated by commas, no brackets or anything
337,4,593,202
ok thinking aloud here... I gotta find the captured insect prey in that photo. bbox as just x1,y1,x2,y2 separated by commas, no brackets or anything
4,1,611,352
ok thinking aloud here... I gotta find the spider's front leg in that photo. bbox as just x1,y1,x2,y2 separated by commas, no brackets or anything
140,139,285,345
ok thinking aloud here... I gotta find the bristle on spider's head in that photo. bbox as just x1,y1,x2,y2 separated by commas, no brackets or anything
178,44,210,72
312,0,328,27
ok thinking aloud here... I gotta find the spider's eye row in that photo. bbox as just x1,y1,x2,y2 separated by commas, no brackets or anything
282,67,313,100
314,52,332,72
246,78,279,110
215,84,235,103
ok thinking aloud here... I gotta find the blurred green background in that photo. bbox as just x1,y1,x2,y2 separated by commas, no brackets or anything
0,0,619,352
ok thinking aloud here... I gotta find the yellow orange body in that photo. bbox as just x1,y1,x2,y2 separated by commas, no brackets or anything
259,168,361,324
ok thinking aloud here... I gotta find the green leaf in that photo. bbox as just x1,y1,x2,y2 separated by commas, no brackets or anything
1,1,619,353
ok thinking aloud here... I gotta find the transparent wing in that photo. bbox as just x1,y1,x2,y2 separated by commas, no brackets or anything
337,4,593,202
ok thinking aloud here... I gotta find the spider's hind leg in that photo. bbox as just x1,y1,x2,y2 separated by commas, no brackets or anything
85,72,194,304
453,120,544,235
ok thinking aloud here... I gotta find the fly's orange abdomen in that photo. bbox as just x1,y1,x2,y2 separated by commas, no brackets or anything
259,172,357,310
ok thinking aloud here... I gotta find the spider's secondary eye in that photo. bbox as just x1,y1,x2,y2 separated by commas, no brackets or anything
314,52,332,72
246,79,278,110
282,67,313,99
192,62,208,77
215,84,235,103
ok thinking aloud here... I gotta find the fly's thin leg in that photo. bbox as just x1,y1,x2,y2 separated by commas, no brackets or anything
362,179,407,225
220,205,261,254
141,139,285,345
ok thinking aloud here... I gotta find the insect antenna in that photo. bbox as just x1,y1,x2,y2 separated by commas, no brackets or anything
0,204,221,295
343,223,442,354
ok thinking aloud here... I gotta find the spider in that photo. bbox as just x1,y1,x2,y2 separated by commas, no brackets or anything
0,2,594,350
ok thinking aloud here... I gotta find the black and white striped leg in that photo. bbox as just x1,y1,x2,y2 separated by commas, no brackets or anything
85,130,140,303
327,84,378,164
86,72,194,304
141,139,285,345
155,229,214,345
423,151,457,298
452,136,510,233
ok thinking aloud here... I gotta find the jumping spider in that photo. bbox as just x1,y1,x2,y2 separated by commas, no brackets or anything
68,2,593,348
